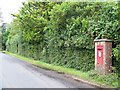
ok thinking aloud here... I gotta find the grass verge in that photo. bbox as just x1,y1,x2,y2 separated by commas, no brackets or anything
2,51,118,88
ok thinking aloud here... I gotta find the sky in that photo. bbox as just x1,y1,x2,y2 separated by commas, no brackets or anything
0,0,26,23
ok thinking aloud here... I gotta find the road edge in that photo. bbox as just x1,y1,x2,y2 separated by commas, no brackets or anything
2,51,115,88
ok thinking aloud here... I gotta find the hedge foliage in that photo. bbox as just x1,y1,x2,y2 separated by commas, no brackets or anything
2,1,120,71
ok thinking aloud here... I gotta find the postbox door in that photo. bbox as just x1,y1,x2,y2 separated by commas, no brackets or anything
97,45,103,65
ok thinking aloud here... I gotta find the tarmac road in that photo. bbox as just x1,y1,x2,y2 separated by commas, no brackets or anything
0,52,97,88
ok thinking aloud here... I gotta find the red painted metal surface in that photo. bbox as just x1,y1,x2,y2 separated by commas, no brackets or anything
97,45,103,65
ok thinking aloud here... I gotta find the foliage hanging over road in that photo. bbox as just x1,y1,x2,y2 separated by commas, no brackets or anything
2,1,120,72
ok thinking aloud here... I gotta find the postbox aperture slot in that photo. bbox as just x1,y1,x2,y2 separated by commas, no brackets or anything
97,49,102,50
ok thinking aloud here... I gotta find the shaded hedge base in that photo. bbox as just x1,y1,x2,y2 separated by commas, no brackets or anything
41,48,94,71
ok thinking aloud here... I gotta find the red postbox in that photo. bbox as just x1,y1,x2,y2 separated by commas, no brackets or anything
94,39,112,74
97,45,103,65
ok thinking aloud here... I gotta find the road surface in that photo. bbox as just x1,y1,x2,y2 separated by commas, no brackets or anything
0,52,97,88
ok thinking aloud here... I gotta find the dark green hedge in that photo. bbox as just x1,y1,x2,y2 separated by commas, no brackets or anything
7,42,94,71
5,2,120,72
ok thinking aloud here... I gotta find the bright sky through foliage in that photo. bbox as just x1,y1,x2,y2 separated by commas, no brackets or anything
0,0,25,23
